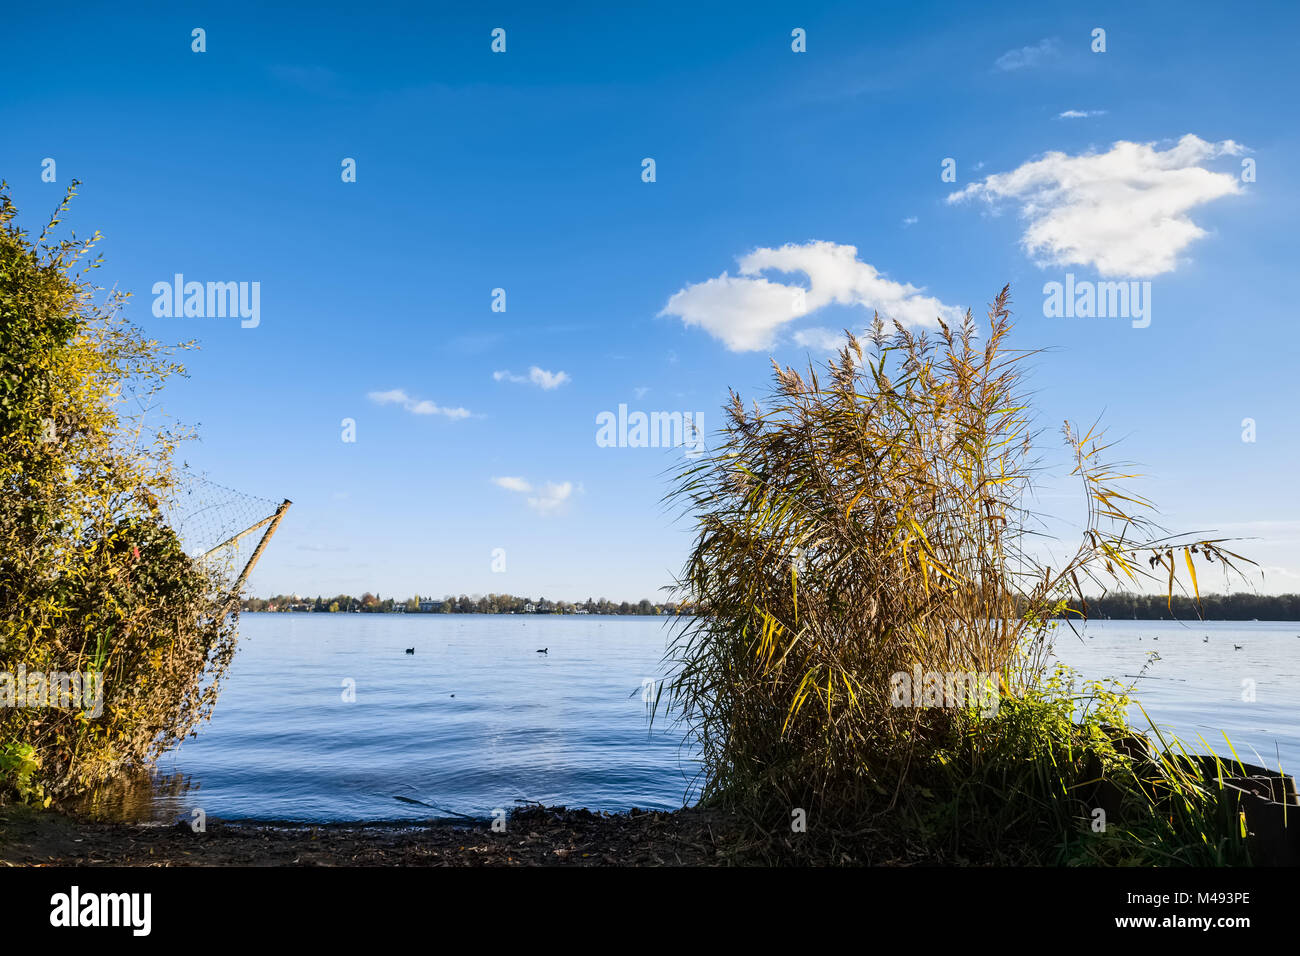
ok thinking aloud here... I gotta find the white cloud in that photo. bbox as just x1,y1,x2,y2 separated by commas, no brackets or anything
1057,109,1107,119
1262,565,1300,585
792,327,849,351
493,476,577,514
902,216,918,227
491,476,532,493
529,366,569,389
633,386,650,399
947,135,1246,277
368,388,471,420
994,38,1059,71
660,241,962,351
493,366,571,390
528,481,573,514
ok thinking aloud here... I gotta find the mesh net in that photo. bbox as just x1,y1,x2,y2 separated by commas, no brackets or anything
163,474,285,598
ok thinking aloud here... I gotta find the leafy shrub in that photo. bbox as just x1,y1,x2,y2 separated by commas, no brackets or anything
0,183,237,801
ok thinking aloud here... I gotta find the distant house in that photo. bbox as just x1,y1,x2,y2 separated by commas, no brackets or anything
418,598,443,613
524,603,536,613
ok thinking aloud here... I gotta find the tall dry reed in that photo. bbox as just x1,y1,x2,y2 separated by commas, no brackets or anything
662,286,1251,820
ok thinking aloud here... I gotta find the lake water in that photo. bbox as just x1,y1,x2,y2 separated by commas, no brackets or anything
79,615,1300,823
1049,619,1299,771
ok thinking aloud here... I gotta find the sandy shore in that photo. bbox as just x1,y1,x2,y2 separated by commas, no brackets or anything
0,803,753,867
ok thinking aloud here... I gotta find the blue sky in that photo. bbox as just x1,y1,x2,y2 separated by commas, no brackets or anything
3,0,1297,599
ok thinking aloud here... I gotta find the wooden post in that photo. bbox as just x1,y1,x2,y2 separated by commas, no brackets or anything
219,499,291,613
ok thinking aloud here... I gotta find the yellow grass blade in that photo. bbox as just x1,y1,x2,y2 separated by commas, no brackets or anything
1184,547,1199,603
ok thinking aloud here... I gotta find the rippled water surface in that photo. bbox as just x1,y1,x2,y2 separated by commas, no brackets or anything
85,615,1299,823
1050,619,1299,771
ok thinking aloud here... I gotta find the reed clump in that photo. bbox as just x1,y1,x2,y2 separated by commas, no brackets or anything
663,286,1255,863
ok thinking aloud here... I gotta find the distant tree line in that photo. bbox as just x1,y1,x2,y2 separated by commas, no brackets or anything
1060,592,1300,621
239,592,693,616
238,590,1297,620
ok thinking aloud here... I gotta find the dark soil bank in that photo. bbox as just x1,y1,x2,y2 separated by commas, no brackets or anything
0,804,755,867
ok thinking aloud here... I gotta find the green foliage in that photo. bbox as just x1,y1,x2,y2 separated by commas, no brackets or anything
0,183,238,802
914,668,1252,865
0,742,48,806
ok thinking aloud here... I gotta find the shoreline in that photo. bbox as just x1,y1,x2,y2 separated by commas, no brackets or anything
0,803,752,867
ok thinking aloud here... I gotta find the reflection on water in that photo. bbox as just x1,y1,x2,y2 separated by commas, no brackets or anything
72,770,201,823
73,615,1299,823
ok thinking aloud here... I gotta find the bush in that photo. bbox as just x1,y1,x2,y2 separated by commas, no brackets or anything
0,183,237,802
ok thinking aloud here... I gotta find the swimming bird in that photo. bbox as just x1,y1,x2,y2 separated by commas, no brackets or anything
537,648,548,654
405,647,415,654
1204,636,1209,642
1234,644,1243,651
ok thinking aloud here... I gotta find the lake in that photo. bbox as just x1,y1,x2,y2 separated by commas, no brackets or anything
78,615,1300,823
